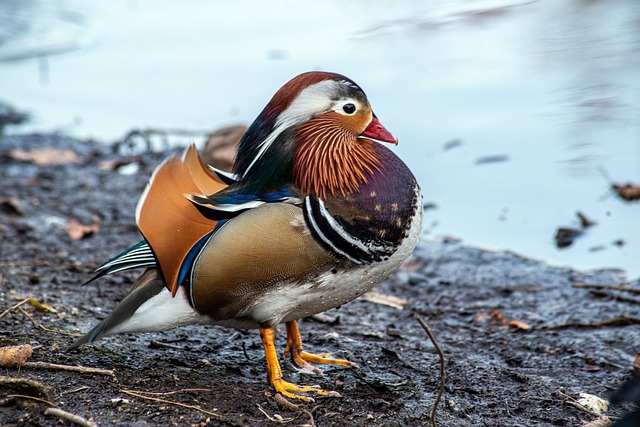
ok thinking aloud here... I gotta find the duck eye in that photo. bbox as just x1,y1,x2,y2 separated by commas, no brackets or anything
342,103,356,114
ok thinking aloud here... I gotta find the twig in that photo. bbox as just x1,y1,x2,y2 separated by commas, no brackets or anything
60,386,90,395
573,282,640,295
542,316,640,330
416,315,445,427
121,389,221,418
21,361,116,378
565,401,605,418
270,394,319,427
18,306,80,336
123,388,210,396
362,289,408,310
256,404,295,423
44,407,98,427
149,340,183,350
301,407,317,427
0,298,30,322
6,394,56,406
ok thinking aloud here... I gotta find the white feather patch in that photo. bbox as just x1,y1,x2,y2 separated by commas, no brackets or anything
108,289,211,335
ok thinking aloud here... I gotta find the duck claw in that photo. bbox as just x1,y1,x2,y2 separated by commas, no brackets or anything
272,378,341,402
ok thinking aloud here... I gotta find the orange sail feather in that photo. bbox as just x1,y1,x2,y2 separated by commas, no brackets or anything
135,145,228,296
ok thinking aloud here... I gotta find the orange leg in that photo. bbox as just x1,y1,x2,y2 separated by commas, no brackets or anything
260,327,337,402
284,320,359,374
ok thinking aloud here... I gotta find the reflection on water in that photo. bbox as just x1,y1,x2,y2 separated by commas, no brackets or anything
1,0,639,277
0,0,93,62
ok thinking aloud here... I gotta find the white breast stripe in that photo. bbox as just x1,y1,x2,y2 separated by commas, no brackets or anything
304,197,362,264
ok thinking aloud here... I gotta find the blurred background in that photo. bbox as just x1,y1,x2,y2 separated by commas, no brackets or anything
1,0,639,277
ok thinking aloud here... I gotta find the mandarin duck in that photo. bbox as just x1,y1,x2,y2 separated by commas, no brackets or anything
70,71,423,401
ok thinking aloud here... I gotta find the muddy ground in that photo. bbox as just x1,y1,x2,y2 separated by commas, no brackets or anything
1,131,639,427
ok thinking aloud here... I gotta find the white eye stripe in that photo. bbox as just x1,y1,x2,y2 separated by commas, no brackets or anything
276,80,342,127
241,80,363,176
242,80,342,177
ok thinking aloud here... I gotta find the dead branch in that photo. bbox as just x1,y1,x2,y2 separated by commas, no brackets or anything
44,407,98,427
121,389,221,418
542,316,640,330
573,282,640,295
416,315,445,427
20,361,116,378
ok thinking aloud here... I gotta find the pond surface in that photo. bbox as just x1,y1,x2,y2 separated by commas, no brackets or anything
1,0,639,277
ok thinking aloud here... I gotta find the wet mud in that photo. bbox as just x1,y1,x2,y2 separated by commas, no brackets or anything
1,132,638,426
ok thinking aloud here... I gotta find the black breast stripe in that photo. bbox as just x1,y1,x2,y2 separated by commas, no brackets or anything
303,196,394,264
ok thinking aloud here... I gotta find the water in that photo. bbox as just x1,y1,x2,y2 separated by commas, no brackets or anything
1,0,639,277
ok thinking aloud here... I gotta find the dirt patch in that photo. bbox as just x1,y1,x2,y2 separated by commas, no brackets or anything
1,133,638,426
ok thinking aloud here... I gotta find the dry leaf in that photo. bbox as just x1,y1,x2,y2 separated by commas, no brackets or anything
10,148,83,166
633,354,640,373
487,309,508,326
508,319,532,331
0,344,33,367
29,297,58,313
577,392,609,415
65,215,101,240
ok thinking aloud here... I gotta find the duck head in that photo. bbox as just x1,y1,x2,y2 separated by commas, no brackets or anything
232,72,397,198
